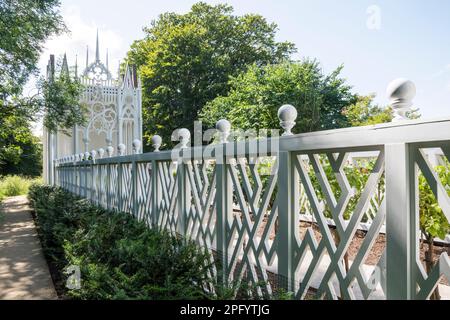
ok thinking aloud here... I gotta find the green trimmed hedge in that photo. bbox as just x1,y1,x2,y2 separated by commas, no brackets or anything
28,185,213,300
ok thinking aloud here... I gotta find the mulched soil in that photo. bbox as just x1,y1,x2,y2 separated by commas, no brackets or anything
251,212,450,286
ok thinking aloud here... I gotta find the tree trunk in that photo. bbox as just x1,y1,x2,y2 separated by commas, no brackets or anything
425,235,441,300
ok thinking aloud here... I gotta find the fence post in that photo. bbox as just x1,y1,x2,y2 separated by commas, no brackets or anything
176,129,190,236
151,135,162,228
385,143,415,299
216,149,232,286
277,150,297,294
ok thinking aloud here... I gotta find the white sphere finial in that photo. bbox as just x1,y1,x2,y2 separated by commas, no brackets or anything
216,119,231,143
84,152,91,161
118,143,126,156
132,139,142,154
79,153,84,161
151,135,162,152
98,148,105,158
74,154,78,162
106,146,114,157
386,78,416,121
177,128,191,148
278,104,298,136
90,150,97,160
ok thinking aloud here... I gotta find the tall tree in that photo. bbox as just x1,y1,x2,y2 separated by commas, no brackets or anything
126,2,296,147
200,61,356,134
0,114,42,177
0,0,65,175
0,0,65,99
342,94,393,126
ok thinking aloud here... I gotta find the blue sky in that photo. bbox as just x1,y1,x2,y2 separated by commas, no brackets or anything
33,0,450,133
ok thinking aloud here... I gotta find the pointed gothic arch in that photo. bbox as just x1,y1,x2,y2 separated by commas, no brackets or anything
43,32,143,181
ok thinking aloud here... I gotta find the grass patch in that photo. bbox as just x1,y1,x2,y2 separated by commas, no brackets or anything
0,175,42,199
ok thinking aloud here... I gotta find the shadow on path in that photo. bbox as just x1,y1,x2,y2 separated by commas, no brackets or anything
0,195,57,300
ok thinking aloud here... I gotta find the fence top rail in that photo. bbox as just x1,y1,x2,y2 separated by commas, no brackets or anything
56,116,450,167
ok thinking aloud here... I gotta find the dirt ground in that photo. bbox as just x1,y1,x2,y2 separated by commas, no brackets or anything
248,211,450,286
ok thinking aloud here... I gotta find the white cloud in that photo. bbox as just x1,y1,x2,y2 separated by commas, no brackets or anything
39,5,124,77
29,5,125,137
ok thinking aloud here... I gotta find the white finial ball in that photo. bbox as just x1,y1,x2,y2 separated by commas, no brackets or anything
216,119,231,143
98,148,105,158
177,128,191,148
278,104,298,136
84,152,91,160
79,153,84,161
386,78,416,121
151,135,162,152
90,150,97,159
118,143,126,156
216,119,231,133
106,146,114,157
132,139,142,154
278,104,298,122
386,78,416,104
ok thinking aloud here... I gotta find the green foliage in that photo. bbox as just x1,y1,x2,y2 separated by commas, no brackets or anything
0,1,67,178
28,185,213,300
419,165,450,240
126,2,296,148
0,0,66,97
39,70,86,133
200,61,356,134
0,113,42,176
0,175,42,198
342,94,393,126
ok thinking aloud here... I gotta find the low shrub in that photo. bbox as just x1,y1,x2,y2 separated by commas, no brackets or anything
28,185,213,300
0,175,42,198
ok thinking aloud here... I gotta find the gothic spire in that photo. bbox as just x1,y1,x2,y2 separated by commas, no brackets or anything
86,45,89,68
61,53,69,77
95,29,100,62
75,54,78,78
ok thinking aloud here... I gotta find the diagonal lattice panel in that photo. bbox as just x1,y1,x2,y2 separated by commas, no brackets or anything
98,164,108,208
185,160,217,249
136,162,152,224
185,159,218,290
293,150,386,300
108,164,118,211
120,163,133,213
413,145,450,299
226,156,278,298
156,161,179,233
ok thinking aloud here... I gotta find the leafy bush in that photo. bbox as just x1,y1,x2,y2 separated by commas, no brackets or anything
28,185,213,300
0,175,42,198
